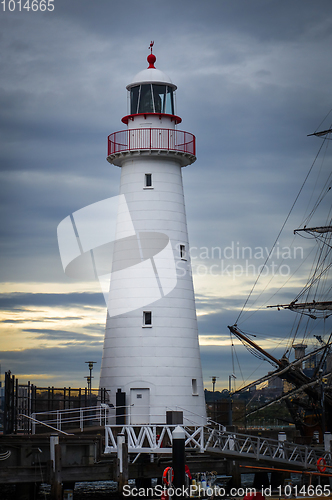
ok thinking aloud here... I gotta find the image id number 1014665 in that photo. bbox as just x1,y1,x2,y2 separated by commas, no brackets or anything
1,0,54,11
277,485,331,497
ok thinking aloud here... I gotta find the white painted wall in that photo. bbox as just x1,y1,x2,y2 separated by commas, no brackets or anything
100,154,206,425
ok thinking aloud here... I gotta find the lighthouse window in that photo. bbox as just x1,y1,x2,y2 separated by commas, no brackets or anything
180,244,186,260
130,85,140,114
152,85,166,113
143,311,152,327
138,84,154,113
165,87,174,115
130,84,175,115
144,173,152,188
192,379,198,395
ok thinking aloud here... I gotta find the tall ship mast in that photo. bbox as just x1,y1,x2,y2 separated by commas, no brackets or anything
228,123,332,437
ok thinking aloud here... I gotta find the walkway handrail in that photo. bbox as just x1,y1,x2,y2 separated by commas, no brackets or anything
104,423,332,471
20,414,73,436
108,128,196,156
30,405,111,434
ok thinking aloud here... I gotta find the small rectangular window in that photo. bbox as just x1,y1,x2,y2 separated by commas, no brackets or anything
192,379,198,395
180,244,186,260
145,173,152,188
143,311,152,327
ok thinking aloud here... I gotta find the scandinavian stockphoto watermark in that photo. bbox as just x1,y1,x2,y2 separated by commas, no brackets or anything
176,241,304,279
57,195,304,315
57,195,178,317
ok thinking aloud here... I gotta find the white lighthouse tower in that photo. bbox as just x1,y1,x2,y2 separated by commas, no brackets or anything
100,44,206,426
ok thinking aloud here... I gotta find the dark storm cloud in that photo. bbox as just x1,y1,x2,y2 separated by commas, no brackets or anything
0,292,104,310
1,0,332,387
0,345,102,378
50,0,332,45
197,304,298,340
2,317,82,323
200,344,285,388
23,328,103,341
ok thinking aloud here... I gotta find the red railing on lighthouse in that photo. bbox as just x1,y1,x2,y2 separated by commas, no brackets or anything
108,128,196,157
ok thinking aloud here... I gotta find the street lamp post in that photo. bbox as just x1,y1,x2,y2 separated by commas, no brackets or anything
210,376,219,423
85,361,97,405
211,376,219,392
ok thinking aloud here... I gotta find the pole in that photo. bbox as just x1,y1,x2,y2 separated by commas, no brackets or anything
85,361,96,404
172,426,185,498
320,370,326,435
228,374,236,427
228,326,282,367
50,442,62,500
117,433,128,495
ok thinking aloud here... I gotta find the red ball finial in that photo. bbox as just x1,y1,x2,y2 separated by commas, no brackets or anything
147,41,156,68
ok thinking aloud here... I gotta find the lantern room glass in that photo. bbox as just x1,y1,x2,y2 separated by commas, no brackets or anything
130,84,174,115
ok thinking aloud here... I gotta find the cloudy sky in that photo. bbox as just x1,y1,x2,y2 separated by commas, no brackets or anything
1,0,332,393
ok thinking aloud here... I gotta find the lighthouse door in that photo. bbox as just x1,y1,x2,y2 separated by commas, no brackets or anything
130,388,150,424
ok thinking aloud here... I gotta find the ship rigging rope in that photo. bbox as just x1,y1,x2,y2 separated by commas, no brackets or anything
237,241,317,327
235,132,329,325
292,244,332,304
314,108,332,135
300,131,332,228
229,329,244,389
235,330,293,390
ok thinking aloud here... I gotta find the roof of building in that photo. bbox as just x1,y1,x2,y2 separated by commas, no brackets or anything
126,67,177,90
126,50,177,90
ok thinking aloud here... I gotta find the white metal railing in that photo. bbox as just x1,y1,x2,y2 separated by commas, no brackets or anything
108,128,196,157
204,428,332,469
105,425,205,454
104,424,332,471
30,404,163,433
31,405,111,434
29,405,332,471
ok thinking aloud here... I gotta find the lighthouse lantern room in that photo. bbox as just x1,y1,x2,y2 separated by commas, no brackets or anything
100,43,206,426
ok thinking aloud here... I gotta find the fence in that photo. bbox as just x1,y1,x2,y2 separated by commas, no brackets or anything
108,128,196,156
3,371,109,434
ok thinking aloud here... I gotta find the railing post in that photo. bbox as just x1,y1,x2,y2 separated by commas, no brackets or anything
305,446,308,469
278,432,286,459
80,409,83,432
117,433,128,494
256,436,260,460
153,425,157,448
32,412,36,435
201,426,205,452
105,426,109,451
